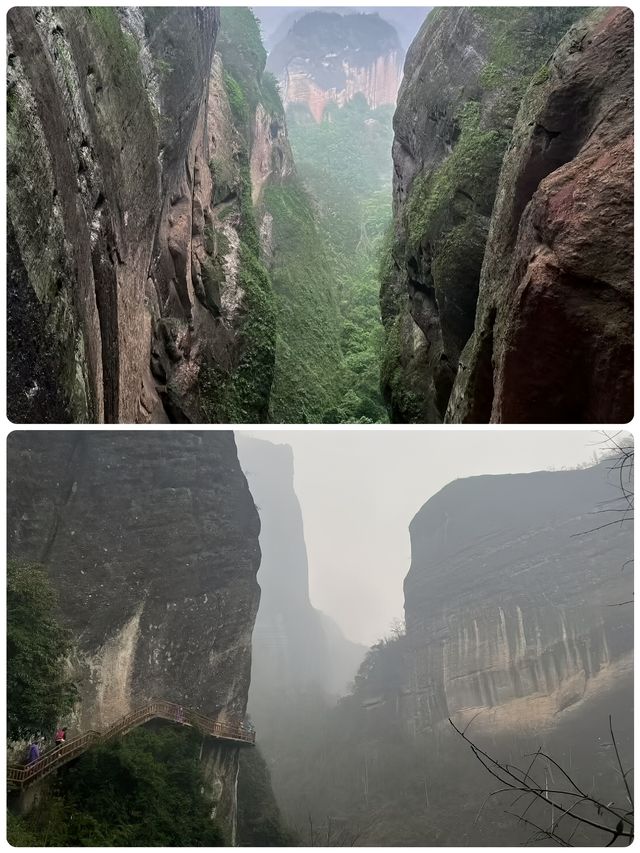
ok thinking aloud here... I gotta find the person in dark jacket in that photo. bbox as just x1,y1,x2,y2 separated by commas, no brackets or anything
27,740,40,764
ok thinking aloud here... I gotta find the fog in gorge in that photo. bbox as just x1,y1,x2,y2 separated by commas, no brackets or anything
237,431,633,845
254,7,430,51
239,430,610,646
5,430,633,845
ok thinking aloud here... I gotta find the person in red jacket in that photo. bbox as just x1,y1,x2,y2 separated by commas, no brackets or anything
54,726,67,747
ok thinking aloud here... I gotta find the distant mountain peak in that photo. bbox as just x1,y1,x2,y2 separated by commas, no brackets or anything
267,10,404,122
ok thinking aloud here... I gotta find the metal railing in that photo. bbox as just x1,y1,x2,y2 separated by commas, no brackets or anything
7,700,255,789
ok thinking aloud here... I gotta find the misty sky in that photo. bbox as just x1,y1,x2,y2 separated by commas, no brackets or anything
252,6,430,50
238,429,621,646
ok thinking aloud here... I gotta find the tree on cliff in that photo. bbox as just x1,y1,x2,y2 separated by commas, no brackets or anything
596,432,634,534
7,559,77,740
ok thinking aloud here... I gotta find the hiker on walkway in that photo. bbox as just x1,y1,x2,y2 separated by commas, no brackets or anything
54,726,67,747
27,740,40,765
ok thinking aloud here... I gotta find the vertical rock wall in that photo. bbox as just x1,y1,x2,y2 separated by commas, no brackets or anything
404,462,633,735
236,435,364,706
7,7,292,425
7,8,219,423
268,11,403,123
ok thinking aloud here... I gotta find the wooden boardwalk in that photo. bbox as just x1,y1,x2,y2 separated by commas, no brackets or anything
7,700,255,789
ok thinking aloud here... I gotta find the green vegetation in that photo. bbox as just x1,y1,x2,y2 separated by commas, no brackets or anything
8,727,226,846
473,7,584,90
531,63,551,86
198,157,276,423
215,7,352,423
7,560,77,742
85,8,142,90
380,7,585,422
223,70,249,129
286,97,393,422
217,8,282,117
196,8,282,422
264,181,343,423
213,8,392,422
260,71,284,117
197,7,293,423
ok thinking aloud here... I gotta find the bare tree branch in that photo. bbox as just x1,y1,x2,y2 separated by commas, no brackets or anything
449,718,634,846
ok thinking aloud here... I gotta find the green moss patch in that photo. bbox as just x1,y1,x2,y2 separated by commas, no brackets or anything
86,8,143,90
405,101,506,250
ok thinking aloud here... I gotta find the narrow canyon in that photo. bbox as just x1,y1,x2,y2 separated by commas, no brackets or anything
7,7,633,424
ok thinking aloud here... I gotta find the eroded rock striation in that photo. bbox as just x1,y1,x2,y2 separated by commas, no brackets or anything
447,8,633,423
404,461,633,735
380,7,634,423
7,431,261,835
268,11,403,122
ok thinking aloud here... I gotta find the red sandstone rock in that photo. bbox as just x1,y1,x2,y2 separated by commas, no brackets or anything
447,7,633,424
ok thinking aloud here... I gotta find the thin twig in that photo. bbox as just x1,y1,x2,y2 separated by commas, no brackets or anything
609,715,633,810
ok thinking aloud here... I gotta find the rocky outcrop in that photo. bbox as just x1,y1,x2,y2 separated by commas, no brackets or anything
380,8,586,423
250,102,295,206
7,431,261,835
447,8,633,424
7,7,292,425
404,461,633,735
268,11,403,122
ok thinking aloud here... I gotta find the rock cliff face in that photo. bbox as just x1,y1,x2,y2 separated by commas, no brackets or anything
380,7,631,423
404,461,633,735
447,8,633,424
7,7,297,425
8,8,215,423
7,431,261,836
268,11,403,122
236,435,364,706
214,9,345,426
